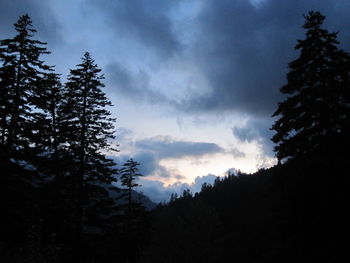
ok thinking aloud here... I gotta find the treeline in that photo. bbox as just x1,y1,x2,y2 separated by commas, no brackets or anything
140,11,350,262
143,157,348,262
0,15,147,262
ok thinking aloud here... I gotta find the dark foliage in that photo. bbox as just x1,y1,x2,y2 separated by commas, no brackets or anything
0,15,148,263
271,11,350,162
0,14,53,255
119,159,149,263
142,154,348,262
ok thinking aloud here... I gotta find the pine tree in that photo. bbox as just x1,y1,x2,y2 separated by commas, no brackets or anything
0,14,52,164
0,14,53,245
271,11,350,162
120,158,146,263
59,52,118,238
120,158,143,226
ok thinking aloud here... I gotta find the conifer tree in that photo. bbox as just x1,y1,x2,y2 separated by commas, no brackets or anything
120,158,143,225
0,14,53,244
120,158,145,263
0,14,52,165
59,52,118,237
271,11,350,162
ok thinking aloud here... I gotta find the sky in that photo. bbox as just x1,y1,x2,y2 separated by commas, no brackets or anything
1,0,350,202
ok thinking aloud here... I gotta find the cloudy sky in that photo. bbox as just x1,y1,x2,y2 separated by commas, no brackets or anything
1,0,349,202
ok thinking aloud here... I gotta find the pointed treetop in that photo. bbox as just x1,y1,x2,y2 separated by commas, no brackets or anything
271,11,350,162
120,158,143,188
14,14,36,37
80,51,92,65
83,51,91,60
303,11,325,29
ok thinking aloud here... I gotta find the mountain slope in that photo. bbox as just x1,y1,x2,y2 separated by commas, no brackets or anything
141,155,348,262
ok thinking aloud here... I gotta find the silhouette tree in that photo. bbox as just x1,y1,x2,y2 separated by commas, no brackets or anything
0,14,52,165
0,15,131,262
119,158,147,262
59,52,118,241
33,72,70,248
270,12,350,261
33,73,65,179
120,158,143,230
271,11,350,162
0,14,53,246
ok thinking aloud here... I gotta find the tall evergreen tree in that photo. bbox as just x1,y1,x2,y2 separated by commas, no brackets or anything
271,11,350,162
0,14,52,165
0,14,53,245
59,52,118,239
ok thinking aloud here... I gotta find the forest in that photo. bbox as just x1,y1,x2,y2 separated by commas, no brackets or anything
0,11,349,263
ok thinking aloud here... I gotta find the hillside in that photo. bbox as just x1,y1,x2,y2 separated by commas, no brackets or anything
140,153,348,262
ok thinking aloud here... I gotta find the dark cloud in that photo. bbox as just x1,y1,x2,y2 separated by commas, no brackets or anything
2,0,349,119
180,0,350,116
135,136,224,159
87,0,181,58
0,0,62,45
106,62,170,104
97,0,350,120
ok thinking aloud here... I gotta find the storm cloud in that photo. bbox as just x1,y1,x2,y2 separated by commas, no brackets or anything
90,0,350,119
106,62,172,104
87,0,181,58
181,0,350,116
2,0,349,117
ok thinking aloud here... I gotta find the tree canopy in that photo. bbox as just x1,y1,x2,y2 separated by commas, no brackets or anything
271,11,350,162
